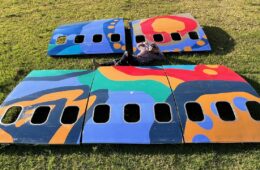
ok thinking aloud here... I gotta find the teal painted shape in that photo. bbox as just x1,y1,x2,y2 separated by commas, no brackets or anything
28,70,87,77
91,71,172,102
163,65,195,70
57,45,82,55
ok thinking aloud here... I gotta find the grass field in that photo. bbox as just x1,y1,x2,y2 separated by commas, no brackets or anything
0,0,260,169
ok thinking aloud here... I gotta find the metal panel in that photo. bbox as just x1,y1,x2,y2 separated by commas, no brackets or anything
0,70,95,144
130,13,211,55
48,18,126,56
82,66,183,144
163,65,260,143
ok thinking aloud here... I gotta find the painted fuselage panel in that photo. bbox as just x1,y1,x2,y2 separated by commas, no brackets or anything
82,66,183,144
48,18,126,56
130,14,211,54
0,70,95,144
163,65,260,143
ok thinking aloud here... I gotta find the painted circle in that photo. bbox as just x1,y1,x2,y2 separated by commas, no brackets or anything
203,69,218,75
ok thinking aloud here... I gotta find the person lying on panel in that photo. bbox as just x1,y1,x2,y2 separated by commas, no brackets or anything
92,42,165,68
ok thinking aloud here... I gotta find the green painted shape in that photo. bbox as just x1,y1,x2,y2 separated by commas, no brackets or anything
57,45,81,55
48,44,57,51
91,71,172,102
77,71,96,87
27,70,88,77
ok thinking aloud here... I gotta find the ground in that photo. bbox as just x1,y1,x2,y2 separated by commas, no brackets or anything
0,0,259,169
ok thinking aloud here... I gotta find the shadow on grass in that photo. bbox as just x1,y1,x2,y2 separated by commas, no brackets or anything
203,26,235,55
1,143,260,156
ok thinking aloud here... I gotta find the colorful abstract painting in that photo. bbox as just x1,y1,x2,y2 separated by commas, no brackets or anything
48,18,126,56
130,13,211,54
0,65,259,144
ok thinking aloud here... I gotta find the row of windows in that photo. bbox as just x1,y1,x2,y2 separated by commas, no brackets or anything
56,31,200,45
56,34,121,45
93,101,260,123
93,103,172,123
1,106,79,125
1,101,259,125
135,31,200,43
186,101,260,121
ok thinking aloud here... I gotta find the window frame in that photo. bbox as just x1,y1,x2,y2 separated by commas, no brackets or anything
56,36,67,45
171,32,182,41
110,33,121,42
60,106,80,125
184,101,205,122
30,106,52,125
123,103,141,124
74,35,85,44
0,105,23,125
153,34,164,42
92,104,111,124
92,34,103,43
154,102,173,123
215,101,237,121
135,35,146,43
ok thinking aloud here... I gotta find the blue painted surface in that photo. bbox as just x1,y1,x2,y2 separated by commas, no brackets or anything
48,18,126,56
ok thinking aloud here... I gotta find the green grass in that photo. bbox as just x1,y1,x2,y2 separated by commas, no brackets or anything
0,0,259,169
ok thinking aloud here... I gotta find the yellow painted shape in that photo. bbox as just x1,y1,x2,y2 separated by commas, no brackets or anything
203,69,218,75
108,25,114,29
206,65,219,69
15,117,31,128
49,95,97,144
99,67,175,88
152,18,185,33
0,128,13,143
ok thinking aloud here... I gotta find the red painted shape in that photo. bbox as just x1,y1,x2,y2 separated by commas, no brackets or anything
114,65,246,83
140,15,198,43
164,65,246,82
114,66,166,76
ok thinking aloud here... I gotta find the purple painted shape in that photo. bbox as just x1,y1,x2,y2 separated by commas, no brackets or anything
197,115,213,130
192,134,211,143
210,102,219,116
233,97,248,111
5,77,81,101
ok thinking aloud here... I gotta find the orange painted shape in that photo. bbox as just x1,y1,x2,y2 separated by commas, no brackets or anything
108,25,115,29
98,67,175,88
184,46,192,52
121,45,126,51
203,69,218,75
113,43,121,49
0,128,13,143
173,48,181,52
206,65,219,69
196,40,205,46
152,18,185,34
15,117,31,128
184,92,260,143
49,95,97,144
